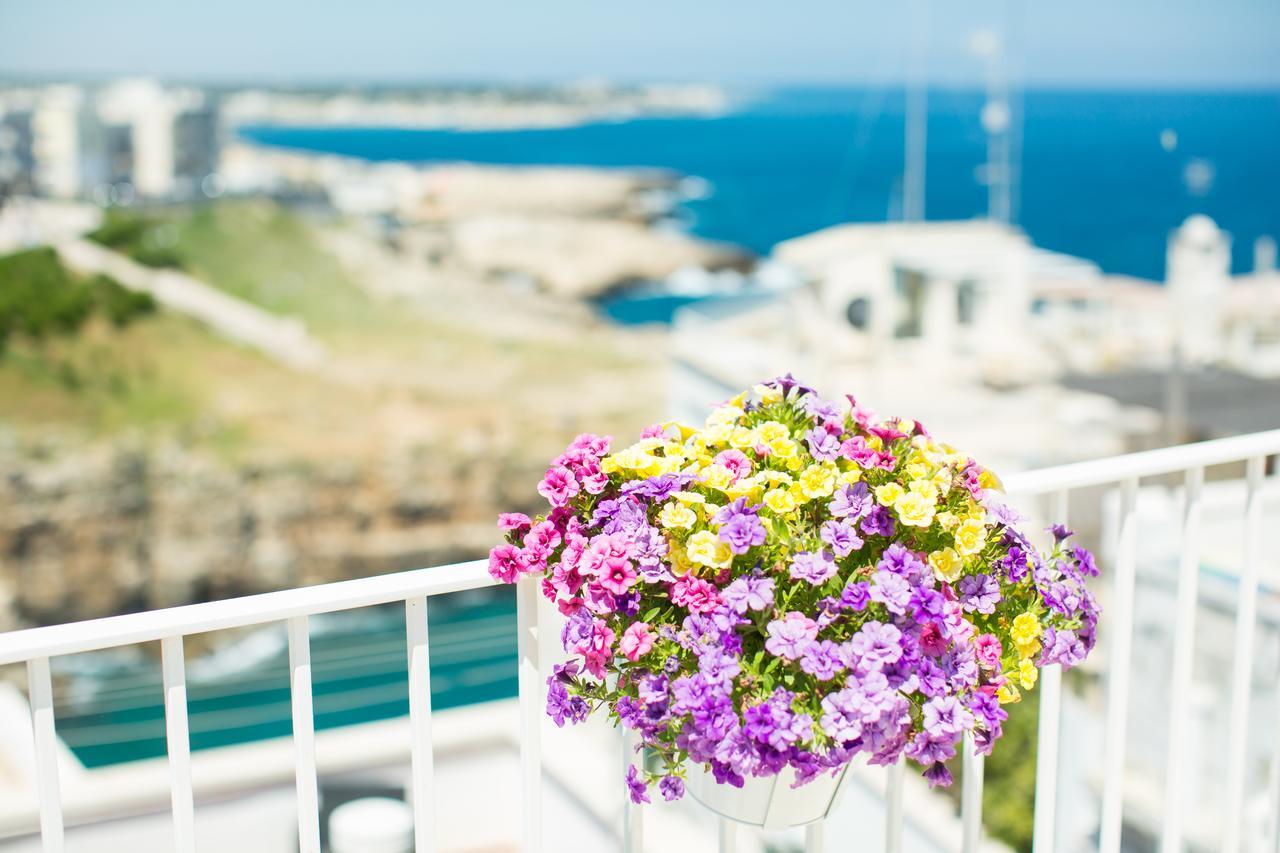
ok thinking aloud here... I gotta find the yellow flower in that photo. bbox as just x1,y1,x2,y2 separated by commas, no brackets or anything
706,404,744,427
768,437,799,459
609,446,657,472
755,384,783,404
699,464,736,492
875,483,905,506
672,490,706,505
669,545,696,576
700,424,731,447
928,547,964,583
763,487,797,515
906,461,932,482
659,502,697,530
729,427,758,450
1011,612,1042,651
760,470,794,486
978,469,1003,492
798,464,837,499
839,468,863,485
686,530,733,569
1018,659,1039,690
908,479,939,501
953,518,989,557
895,491,936,528
936,510,960,531
997,683,1022,704
756,420,789,443
932,468,953,495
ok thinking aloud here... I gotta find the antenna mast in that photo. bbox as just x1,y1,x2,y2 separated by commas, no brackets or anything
902,0,928,222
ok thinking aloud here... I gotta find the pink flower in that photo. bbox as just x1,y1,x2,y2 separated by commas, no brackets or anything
714,449,753,481
523,521,562,556
576,622,616,679
537,465,580,507
581,533,632,577
498,512,532,534
670,576,721,613
943,600,974,643
764,611,819,660
974,633,1003,672
488,544,522,583
599,556,639,595
577,459,610,495
919,622,947,657
619,622,656,661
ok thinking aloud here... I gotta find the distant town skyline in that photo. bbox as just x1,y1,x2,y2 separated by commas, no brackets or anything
1,0,1278,89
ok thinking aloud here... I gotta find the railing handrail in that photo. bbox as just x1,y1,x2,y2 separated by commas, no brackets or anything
1002,428,1280,495
0,559,493,667
4,429,1278,667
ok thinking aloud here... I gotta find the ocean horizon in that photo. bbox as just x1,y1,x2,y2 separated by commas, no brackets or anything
241,85,1280,290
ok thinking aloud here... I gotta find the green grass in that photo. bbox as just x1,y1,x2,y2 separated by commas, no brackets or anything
0,247,155,352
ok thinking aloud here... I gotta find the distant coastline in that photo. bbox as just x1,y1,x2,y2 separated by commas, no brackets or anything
222,81,730,132
240,87,1280,281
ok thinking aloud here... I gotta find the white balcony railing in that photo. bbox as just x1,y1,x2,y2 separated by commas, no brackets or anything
0,429,1278,853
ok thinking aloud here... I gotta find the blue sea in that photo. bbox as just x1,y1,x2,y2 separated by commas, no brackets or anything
241,87,1280,308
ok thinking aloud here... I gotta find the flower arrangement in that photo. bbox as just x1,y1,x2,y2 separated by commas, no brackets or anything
488,376,1099,805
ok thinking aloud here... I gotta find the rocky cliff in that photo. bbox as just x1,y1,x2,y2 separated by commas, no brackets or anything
0,441,549,629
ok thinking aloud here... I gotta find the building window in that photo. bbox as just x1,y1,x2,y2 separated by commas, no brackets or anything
956,280,977,326
845,297,871,330
894,269,925,338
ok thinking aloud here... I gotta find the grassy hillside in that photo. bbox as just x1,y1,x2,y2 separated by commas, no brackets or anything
7,201,663,466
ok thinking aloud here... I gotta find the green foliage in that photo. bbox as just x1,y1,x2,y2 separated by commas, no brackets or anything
87,210,184,268
948,694,1039,851
0,247,156,352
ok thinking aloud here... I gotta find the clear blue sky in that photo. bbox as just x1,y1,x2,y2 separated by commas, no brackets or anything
1,0,1277,88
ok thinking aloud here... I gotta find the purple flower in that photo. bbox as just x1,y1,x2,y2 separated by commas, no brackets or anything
820,519,864,557
828,482,871,520
923,762,954,787
719,513,767,554
626,765,650,804
921,695,973,740
805,427,842,462
848,621,904,672
621,472,693,502
764,612,819,660
801,393,841,423
878,543,927,583
799,640,845,681
870,568,912,615
861,504,896,538
839,579,871,611
983,497,1026,527
1072,545,1099,577
958,573,1001,614
790,550,838,585
721,575,776,614
546,679,589,727
658,775,685,801
698,648,742,687
1048,523,1074,543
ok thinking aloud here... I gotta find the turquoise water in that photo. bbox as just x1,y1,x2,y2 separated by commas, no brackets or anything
241,87,1280,286
53,589,516,768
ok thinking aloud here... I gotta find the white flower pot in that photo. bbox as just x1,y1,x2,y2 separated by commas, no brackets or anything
684,760,856,829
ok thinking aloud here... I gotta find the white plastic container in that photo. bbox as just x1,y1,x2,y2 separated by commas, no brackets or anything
328,797,415,853
684,760,855,829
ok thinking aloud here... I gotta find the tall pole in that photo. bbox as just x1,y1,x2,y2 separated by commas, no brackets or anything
903,0,928,222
